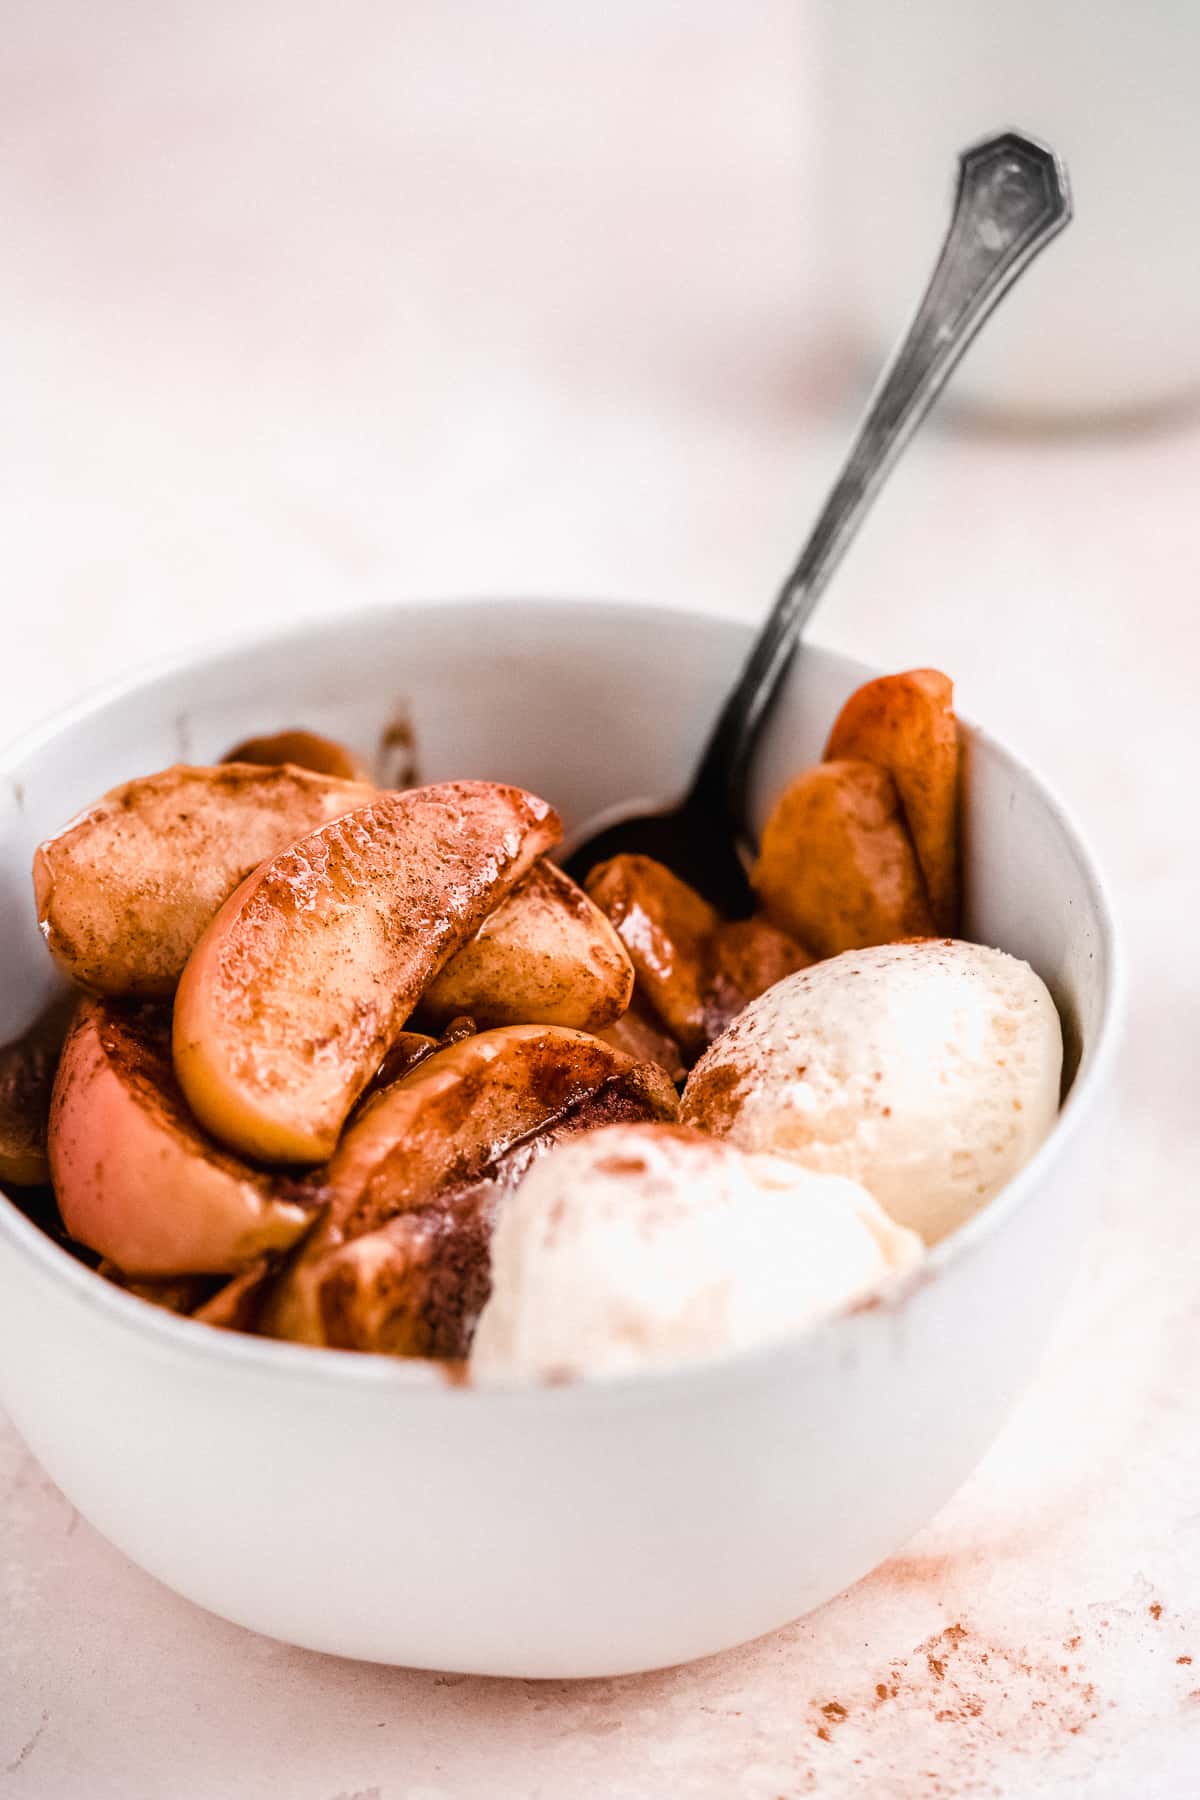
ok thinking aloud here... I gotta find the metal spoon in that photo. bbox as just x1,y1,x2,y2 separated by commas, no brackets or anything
564,130,1071,912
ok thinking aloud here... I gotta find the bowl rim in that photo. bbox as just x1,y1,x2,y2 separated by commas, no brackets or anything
0,595,1127,1402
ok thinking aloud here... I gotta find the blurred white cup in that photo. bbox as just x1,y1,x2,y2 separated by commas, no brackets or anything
818,0,1200,426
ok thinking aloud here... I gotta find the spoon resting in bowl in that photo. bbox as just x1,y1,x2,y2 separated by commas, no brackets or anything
563,130,1070,913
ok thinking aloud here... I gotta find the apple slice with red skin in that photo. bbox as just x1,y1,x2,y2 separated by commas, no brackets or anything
49,999,317,1277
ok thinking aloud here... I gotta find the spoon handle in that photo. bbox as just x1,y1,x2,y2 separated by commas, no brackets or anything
688,130,1071,830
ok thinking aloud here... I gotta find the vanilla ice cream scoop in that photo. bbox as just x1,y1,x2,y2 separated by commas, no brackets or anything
469,1123,921,1382
680,939,1062,1244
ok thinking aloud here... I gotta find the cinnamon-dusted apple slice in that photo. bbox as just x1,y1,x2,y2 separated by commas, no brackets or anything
96,1261,221,1315
192,1258,278,1332
97,1256,277,1332
596,999,686,1085
0,993,77,1186
586,854,811,1061
586,854,720,1060
825,668,960,933
222,728,373,785
173,781,561,1164
417,861,634,1033
357,1030,441,1103
49,999,316,1276
262,1024,678,1352
752,760,934,959
276,1186,497,1356
34,763,374,996
319,1024,675,1245
713,917,815,1011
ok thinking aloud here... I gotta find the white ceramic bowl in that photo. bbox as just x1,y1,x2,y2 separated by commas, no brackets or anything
0,600,1122,1677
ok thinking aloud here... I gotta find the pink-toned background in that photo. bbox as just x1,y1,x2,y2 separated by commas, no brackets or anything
2,5,1196,1794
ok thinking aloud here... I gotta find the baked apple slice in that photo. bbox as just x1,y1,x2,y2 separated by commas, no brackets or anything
825,669,960,933
586,854,722,1061
596,998,686,1085
192,1259,278,1330
417,860,634,1032
0,993,77,1186
586,854,811,1061
262,1023,678,1352
97,1255,278,1332
173,781,561,1163
711,917,815,1025
357,1029,441,1102
274,1186,497,1357
48,998,317,1276
96,1262,221,1315
321,1023,676,1242
752,760,934,958
222,728,373,785
34,762,374,996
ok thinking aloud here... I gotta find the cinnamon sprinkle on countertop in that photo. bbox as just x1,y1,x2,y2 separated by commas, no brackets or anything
801,1617,1112,1765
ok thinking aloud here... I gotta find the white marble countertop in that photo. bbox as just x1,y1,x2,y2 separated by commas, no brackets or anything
2,6,1198,1794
